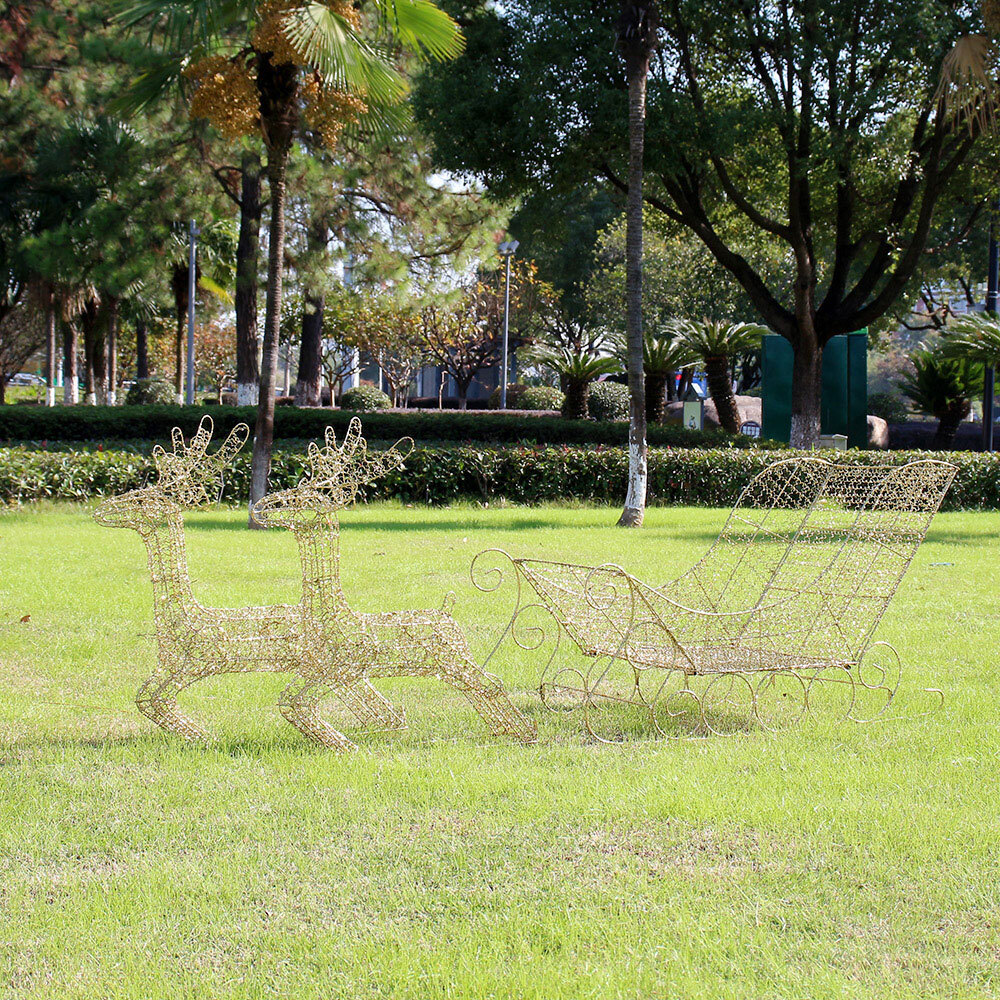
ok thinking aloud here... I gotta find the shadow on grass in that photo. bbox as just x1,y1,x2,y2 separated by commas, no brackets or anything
186,514,599,534
185,513,728,542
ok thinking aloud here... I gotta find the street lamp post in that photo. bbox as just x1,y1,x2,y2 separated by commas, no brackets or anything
498,240,519,409
186,219,200,406
984,198,1000,452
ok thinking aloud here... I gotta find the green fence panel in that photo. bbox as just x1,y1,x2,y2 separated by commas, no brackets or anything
761,332,868,446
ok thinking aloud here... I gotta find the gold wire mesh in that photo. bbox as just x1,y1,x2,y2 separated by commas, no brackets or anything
94,416,535,750
472,457,956,740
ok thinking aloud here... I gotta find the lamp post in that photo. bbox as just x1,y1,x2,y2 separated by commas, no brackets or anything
186,219,200,406
498,239,519,409
984,197,1000,452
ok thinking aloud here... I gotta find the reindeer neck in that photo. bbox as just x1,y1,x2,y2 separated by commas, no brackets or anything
137,512,197,622
292,514,346,612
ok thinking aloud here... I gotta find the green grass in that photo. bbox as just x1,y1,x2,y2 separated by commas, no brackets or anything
1,385,43,405
0,502,998,999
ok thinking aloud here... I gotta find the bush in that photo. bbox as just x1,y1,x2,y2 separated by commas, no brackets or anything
0,404,769,449
487,384,526,409
485,383,564,411
125,378,176,406
868,390,909,424
340,385,391,412
1,443,992,509
519,385,564,411
587,381,630,421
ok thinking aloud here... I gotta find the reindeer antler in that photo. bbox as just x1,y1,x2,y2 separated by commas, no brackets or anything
152,416,250,508
300,417,413,507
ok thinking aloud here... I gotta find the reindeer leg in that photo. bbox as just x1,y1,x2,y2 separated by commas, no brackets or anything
339,679,407,732
278,672,358,751
441,655,537,744
136,654,211,742
406,615,537,745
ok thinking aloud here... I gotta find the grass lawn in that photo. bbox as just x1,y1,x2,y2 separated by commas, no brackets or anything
0,502,998,999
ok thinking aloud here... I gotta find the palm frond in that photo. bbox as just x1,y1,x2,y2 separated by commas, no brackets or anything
372,0,464,61
285,4,407,104
110,56,185,117
936,34,999,136
901,348,982,415
197,274,233,303
671,318,767,358
940,312,1000,366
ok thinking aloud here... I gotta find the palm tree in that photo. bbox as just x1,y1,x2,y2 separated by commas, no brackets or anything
119,0,463,520
616,1,660,527
641,331,695,422
901,348,982,448
671,318,767,433
532,343,621,420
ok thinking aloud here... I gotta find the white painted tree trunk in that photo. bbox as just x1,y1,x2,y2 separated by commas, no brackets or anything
64,376,78,405
237,382,259,406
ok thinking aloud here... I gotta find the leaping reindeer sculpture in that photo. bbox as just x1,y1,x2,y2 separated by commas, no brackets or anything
250,418,536,748
94,416,535,750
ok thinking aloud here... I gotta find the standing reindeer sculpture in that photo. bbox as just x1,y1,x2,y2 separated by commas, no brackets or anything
94,416,535,750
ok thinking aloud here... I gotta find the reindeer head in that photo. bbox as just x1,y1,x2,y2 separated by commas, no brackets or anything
94,417,250,533
251,417,413,530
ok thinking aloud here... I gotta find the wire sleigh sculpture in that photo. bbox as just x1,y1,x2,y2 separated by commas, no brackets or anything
93,416,536,750
471,457,957,741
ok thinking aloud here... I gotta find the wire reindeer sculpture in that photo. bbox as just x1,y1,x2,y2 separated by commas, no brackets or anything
472,457,956,741
94,416,535,750
250,418,536,748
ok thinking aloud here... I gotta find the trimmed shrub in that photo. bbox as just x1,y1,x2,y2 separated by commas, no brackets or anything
487,383,563,411
487,384,526,409
0,443,992,509
0,404,768,449
340,385,391,411
588,381,630,421
519,385,564,411
125,378,176,406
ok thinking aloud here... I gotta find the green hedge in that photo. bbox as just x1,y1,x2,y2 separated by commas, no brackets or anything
0,404,763,449
2,444,997,509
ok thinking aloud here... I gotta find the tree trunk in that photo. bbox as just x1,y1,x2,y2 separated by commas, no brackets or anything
236,150,262,406
249,58,297,525
617,10,652,528
295,292,324,406
933,403,968,450
645,372,668,423
63,322,78,404
562,377,590,420
106,298,118,406
135,313,149,381
44,285,56,407
704,355,740,433
789,337,822,449
81,301,104,405
174,309,184,404
456,381,469,410
249,144,288,520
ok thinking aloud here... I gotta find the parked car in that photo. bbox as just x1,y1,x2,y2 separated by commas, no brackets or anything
9,373,43,386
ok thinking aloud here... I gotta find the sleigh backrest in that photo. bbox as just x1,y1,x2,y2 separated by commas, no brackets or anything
667,458,833,613
754,460,956,662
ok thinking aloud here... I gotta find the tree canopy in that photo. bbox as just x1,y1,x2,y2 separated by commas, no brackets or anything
415,0,993,444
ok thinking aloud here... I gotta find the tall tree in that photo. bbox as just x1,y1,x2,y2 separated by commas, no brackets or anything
122,0,464,522
616,1,658,526
415,0,989,447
